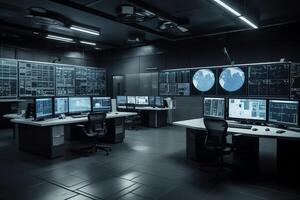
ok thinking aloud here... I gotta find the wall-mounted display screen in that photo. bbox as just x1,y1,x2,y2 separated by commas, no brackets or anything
56,65,75,96
217,67,247,96
191,68,216,95
159,70,190,96
0,59,18,98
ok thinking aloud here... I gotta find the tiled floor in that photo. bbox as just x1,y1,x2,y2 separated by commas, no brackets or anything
0,126,300,200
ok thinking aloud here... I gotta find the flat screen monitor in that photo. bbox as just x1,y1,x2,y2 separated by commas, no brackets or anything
149,96,155,107
34,98,53,120
92,97,111,113
155,96,164,107
69,97,91,114
268,100,299,126
117,96,127,106
203,97,225,119
228,98,267,121
127,96,136,104
135,96,149,106
54,97,68,115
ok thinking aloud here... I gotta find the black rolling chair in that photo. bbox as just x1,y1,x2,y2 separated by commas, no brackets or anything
203,118,234,176
125,103,141,130
77,112,112,155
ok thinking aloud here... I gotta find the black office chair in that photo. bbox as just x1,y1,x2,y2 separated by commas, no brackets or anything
125,103,141,130
203,118,233,176
77,112,112,155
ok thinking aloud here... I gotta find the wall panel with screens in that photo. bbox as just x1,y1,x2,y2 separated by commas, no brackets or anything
75,66,106,96
0,59,18,98
290,63,300,99
217,66,247,96
19,61,55,97
159,70,190,96
55,65,76,96
191,68,217,95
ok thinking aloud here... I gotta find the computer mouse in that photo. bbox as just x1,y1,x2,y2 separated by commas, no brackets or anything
265,128,270,131
252,128,258,131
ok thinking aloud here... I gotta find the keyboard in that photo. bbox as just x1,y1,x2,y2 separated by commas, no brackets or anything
71,114,88,118
228,123,252,129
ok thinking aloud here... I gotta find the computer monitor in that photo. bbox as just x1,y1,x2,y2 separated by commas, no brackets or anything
54,97,68,115
268,100,299,127
149,96,155,107
92,97,111,113
155,96,164,108
116,96,127,106
135,96,149,106
228,98,267,121
203,97,225,119
69,97,91,114
127,96,136,104
34,98,53,120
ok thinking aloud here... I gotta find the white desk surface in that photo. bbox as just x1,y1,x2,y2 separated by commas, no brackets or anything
118,106,173,111
173,118,300,139
3,113,23,119
10,112,137,127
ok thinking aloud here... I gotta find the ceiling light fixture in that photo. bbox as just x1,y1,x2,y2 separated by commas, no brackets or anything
70,25,100,36
79,41,96,46
213,0,258,29
239,16,258,29
46,34,74,42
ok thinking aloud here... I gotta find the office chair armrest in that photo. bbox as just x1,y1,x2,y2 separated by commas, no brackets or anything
76,124,85,128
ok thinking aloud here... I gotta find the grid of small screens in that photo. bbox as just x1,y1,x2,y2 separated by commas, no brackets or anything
203,97,299,126
159,70,190,96
0,59,18,98
117,96,164,107
173,62,292,98
34,96,111,120
0,58,106,98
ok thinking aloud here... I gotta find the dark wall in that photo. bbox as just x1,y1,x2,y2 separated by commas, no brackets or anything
101,22,300,121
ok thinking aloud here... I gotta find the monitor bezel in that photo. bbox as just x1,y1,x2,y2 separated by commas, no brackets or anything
68,96,91,114
268,99,299,127
92,96,112,113
203,97,226,119
135,96,149,106
227,98,267,122
34,97,53,120
54,97,69,115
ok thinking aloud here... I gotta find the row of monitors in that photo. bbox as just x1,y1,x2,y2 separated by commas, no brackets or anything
116,96,165,107
204,97,299,127
35,96,111,120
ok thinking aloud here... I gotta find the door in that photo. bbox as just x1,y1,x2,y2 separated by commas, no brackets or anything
112,75,125,98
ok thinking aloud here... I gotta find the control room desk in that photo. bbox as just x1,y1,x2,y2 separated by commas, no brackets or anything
118,106,174,128
10,112,137,158
173,118,300,174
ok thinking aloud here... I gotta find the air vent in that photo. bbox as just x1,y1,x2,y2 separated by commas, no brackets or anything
25,7,66,27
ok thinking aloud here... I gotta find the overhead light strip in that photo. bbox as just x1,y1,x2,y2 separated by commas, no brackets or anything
46,35,74,43
213,0,258,29
70,25,100,36
79,41,97,46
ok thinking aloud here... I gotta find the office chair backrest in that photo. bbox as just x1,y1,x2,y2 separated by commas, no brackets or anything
88,112,107,134
203,118,228,149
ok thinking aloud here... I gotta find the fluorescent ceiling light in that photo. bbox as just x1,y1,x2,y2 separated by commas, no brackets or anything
239,16,258,29
46,34,74,42
79,41,96,46
70,25,100,36
213,0,241,17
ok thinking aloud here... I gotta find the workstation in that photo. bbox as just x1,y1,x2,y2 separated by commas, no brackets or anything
1,0,300,199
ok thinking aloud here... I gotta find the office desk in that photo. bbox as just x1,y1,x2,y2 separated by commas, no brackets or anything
118,106,174,128
173,118,300,174
10,112,137,158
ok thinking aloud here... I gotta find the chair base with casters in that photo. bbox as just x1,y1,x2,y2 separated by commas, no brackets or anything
76,112,112,156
